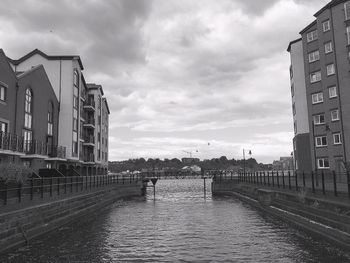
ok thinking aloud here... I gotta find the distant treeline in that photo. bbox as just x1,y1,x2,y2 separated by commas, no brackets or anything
108,156,270,173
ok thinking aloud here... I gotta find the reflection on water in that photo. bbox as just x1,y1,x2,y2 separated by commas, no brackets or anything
2,179,350,262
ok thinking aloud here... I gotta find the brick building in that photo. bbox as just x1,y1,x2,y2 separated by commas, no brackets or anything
288,0,350,172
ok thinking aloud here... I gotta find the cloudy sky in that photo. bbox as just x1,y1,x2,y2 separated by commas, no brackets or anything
0,0,329,163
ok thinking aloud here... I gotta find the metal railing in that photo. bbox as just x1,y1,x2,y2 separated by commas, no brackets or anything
0,173,140,206
213,170,350,199
0,132,24,152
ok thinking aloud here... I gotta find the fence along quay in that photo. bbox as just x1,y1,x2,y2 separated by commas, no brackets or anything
0,172,142,253
211,169,350,250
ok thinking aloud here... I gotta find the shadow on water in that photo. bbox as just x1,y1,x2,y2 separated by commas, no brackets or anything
1,179,350,263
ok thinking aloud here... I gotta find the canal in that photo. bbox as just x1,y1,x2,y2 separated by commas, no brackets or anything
2,179,350,262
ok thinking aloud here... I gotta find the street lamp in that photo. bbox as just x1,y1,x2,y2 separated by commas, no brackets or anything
243,149,252,176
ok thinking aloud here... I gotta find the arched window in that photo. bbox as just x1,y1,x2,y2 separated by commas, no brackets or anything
23,88,33,152
47,101,53,136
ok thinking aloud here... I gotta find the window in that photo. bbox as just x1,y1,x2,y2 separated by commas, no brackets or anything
313,114,325,125
317,158,329,169
326,64,335,76
312,92,323,104
294,121,297,134
308,50,320,63
333,133,342,144
291,84,294,97
323,20,330,32
324,42,332,53
289,65,293,79
310,71,321,83
24,89,33,129
307,30,318,42
331,109,340,121
73,70,79,88
23,129,32,152
0,85,6,102
328,86,337,98
292,103,296,115
47,102,53,136
315,136,327,147
345,2,350,20
0,121,7,133
347,26,350,45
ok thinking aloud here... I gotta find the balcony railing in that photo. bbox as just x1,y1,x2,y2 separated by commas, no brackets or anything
24,140,48,155
83,99,95,111
0,132,24,153
84,153,95,163
83,135,95,144
47,145,67,159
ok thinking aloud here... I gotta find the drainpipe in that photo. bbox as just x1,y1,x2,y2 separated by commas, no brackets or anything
14,81,19,134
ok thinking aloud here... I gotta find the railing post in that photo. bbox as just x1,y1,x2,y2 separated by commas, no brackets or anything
321,170,325,195
50,177,53,197
311,171,315,193
267,171,270,186
276,171,280,188
288,170,291,190
282,170,285,189
302,171,305,188
30,178,34,200
86,176,88,190
71,177,73,193
41,177,44,198
58,177,60,195
333,170,337,197
76,177,79,192
263,171,266,185
65,176,67,194
271,171,274,187
4,183,7,205
347,170,350,199
295,171,298,191
81,177,83,191
18,183,22,203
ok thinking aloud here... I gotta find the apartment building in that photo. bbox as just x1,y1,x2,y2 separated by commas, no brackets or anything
287,39,313,172
288,0,350,172
4,49,109,175
0,49,63,171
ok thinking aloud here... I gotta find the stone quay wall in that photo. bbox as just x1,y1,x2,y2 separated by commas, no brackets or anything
212,179,350,250
0,180,142,253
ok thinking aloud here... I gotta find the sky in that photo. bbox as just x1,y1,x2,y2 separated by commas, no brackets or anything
0,0,330,163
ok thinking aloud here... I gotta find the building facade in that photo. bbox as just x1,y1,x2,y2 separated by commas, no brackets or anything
0,49,63,171
288,0,350,172
1,49,109,175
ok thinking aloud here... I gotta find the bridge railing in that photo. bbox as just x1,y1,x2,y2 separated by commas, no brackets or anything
214,170,350,199
0,173,140,207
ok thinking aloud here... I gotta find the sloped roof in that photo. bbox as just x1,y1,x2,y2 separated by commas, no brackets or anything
8,48,84,70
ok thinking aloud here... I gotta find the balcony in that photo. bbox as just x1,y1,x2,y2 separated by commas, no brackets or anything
23,140,48,156
84,153,95,163
83,99,95,111
47,145,67,159
83,135,95,147
0,132,24,155
83,118,95,129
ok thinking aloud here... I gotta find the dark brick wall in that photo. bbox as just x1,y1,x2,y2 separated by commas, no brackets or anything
17,66,59,146
0,183,142,253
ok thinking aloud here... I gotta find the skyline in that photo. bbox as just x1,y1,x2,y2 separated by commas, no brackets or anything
0,0,329,163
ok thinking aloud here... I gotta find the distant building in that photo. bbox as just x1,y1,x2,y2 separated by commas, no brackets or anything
181,157,200,164
272,157,294,171
288,0,350,172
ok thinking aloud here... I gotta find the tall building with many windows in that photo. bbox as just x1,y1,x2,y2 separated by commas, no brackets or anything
288,0,350,172
5,49,109,175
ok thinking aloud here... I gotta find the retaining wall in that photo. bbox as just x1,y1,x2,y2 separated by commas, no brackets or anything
212,181,350,250
0,182,142,253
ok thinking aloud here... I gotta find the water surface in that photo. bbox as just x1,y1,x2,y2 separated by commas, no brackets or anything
2,179,350,262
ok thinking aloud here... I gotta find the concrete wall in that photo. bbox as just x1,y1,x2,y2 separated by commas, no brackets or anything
212,180,350,250
0,183,142,253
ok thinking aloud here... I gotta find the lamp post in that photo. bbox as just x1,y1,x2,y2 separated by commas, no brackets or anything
243,149,252,177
